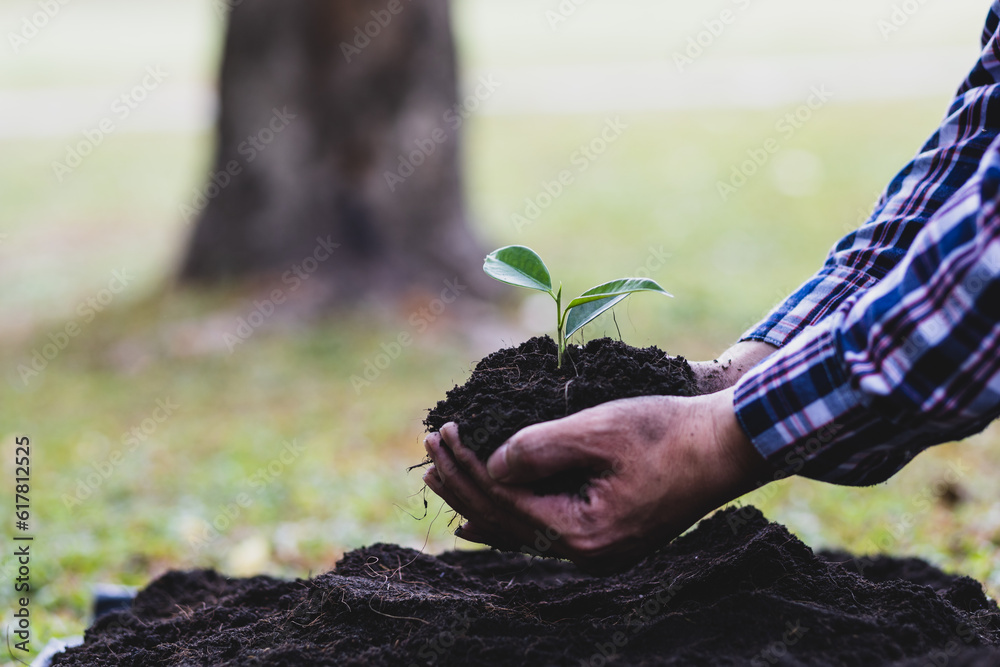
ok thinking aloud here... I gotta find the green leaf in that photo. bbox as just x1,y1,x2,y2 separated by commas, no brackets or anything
564,294,630,339
483,246,553,294
564,278,672,338
566,278,672,309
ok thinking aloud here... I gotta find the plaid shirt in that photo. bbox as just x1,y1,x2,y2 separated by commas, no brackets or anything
734,3,1000,486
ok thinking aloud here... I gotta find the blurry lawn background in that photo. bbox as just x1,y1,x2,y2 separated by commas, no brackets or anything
3,0,1000,656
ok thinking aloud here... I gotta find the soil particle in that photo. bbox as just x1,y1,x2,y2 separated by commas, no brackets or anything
54,507,1000,666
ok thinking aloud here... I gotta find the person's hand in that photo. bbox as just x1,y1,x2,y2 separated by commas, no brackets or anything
422,387,773,574
688,340,778,394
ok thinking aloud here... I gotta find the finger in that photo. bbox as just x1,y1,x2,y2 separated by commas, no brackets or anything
426,431,514,531
439,422,559,516
439,422,495,486
427,470,541,553
454,521,521,551
487,416,609,484
424,465,507,540
440,421,588,501
428,435,567,549
423,431,442,457
440,424,593,539
424,441,485,515
423,464,441,485
423,467,473,518
436,423,608,559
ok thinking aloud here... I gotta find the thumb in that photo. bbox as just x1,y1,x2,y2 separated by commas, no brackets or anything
487,418,608,484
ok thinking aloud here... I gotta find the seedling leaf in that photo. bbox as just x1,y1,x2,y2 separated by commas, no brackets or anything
483,246,553,294
565,278,672,309
482,246,673,368
565,294,629,339
564,279,672,339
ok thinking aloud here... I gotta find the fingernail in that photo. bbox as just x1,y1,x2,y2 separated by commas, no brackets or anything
487,444,510,482
441,423,460,447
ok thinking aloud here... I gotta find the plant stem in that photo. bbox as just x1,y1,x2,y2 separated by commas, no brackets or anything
556,288,565,368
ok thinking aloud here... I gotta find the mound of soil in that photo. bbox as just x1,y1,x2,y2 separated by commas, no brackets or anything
54,507,1000,666
425,336,696,462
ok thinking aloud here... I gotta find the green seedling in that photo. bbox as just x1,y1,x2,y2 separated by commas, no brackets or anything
483,245,672,367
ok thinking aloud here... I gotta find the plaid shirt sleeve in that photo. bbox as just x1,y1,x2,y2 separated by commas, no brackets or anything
741,2,1000,348
733,143,1000,486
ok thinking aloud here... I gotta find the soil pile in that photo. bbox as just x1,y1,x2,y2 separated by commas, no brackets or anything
54,507,1000,666
425,336,696,462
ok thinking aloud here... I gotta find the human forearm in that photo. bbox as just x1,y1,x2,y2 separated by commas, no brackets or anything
734,152,1000,486
746,25,1000,348
690,340,778,394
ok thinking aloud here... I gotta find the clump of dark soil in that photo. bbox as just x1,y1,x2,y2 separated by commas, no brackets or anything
54,507,1000,666
425,336,696,462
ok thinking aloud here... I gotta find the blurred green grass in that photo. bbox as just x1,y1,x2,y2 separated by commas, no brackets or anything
3,0,1000,658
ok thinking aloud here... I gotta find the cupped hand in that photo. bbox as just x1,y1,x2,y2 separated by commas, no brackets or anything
422,388,772,574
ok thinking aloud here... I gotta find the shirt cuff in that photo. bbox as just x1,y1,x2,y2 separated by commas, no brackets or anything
733,315,967,486
735,319,855,448
732,314,908,486
739,265,882,349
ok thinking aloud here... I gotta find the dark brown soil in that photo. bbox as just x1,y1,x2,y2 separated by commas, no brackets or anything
424,336,697,462
54,507,1000,666
54,338,1000,665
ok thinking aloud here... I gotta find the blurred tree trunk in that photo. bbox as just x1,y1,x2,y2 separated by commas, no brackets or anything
179,0,493,302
